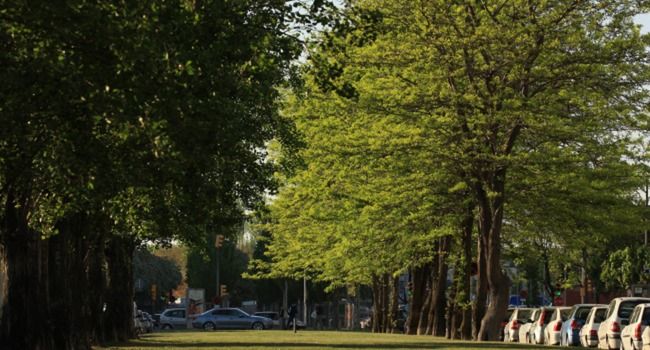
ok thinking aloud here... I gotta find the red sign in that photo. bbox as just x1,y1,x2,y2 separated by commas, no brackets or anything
554,296,564,306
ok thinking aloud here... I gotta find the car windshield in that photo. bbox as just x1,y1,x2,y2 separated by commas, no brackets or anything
560,309,571,321
619,301,648,320
642,308,650,325
516,309,532,321
574,307,592,321
594,308,607,323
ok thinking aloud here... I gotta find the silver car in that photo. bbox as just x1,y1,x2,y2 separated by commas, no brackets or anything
193,308,273,330
159,308,188,329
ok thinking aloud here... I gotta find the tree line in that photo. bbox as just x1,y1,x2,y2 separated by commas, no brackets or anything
248,0,650,341
0,1,324,349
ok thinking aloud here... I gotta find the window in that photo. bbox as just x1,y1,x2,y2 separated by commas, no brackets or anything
619,301,648,320
212,309,231,316
516,309,532,321
575,307,592,322
606,301,616,319
629,308,640,324
642,308,650,325
167,310,184,318
560,309,571,321
594,308,607,323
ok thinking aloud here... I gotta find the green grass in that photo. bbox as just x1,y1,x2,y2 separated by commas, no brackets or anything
95,330,548,350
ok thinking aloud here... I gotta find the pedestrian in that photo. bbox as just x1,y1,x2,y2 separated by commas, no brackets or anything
315,304,324,330
287,304,297,331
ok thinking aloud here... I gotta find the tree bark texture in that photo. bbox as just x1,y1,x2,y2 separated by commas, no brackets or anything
476,177,512,341
405,265,428,334
431,236,451,337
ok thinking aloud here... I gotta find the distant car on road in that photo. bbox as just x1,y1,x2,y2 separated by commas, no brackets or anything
193,308,273,330
503,307,532,342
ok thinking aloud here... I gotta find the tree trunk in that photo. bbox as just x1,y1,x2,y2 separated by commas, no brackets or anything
472,228,487,340
388,275,399,333
417,266,432,335
424,246,439,335
432,236,451,337
381,274,389,333
371,276,381,333
103,235,136,342
0,191,56,350
476,177,512,341
459,202,474,340
446,279,456,339
405,265,428,334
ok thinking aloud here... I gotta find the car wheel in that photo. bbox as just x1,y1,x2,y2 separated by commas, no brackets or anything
162,324,172,330
252,322,264,330
203,322,216,331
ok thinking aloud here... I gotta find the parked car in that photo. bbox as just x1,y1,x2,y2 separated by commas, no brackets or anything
159,308,188,329
501,308,515,341
621,303,650,350
598,297,650,350
134,310,145,334
503,308,533,342
152,313,161,328
581,306,608,348
193,307,273,330
560,304,602,346
252,311,306,329
544,306,571,345
519,309,540,344
529,306,556,344
141,311,154,333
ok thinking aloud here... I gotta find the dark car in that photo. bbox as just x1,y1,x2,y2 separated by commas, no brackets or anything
192,307,273,330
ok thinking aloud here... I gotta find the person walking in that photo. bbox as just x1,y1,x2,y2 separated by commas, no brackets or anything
287,304,298,332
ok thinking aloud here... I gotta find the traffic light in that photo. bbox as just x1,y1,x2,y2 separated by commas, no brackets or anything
215,234,225,248
220,284,228,296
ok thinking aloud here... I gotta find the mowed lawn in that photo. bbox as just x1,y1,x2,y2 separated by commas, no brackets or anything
95,330,546,350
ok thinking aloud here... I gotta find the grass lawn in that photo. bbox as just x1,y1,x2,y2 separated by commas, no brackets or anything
95,330,546,350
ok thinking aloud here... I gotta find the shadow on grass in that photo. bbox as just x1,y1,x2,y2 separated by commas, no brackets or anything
115,339,543,349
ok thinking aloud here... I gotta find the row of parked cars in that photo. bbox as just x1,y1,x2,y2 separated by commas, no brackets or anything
503,297,650,349
157,307,302,330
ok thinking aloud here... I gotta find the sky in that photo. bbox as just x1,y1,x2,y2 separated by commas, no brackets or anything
636,13,650,33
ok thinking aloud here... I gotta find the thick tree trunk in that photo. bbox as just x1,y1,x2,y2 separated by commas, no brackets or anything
103,235,136,342
417,267,432,335
405,265,428,334
432,236,451,337
48,214,95,350
0,191,56,350
476,178,512,341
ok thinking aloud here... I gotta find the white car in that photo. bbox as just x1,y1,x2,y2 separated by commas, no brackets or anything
598,297,650,349
621,303,650,350
519,309,539,343
529,307,556,344
580,306,608,347
544,307,571,345
503,308,533,342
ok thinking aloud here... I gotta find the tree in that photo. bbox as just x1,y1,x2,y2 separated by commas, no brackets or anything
0,1,308,348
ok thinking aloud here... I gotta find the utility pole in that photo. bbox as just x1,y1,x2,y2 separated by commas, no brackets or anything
215,234,224,305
